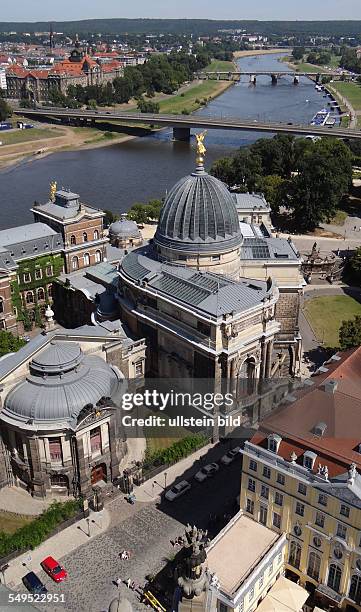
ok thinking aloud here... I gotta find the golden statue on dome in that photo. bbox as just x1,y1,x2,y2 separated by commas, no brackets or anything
195,130,207,167
50,181,57,202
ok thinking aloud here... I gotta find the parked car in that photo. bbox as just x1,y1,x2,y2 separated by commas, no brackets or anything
22,571,48,594
165,480,191,501
221,447,241,465
194,462,219,482
41,556,67,582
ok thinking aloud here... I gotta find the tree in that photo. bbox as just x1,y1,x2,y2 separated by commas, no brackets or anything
0,99,12,122
292,47,304,61
0,330,26,358
340,315,361,349
87,99,97,110
137,97,160,113
259,175,286,213
103,209,119,227
127,203,149,224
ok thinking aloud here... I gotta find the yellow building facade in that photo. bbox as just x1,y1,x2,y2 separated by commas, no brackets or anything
240,441,361,611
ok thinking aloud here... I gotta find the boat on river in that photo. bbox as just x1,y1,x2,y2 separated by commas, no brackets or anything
310,108,330,126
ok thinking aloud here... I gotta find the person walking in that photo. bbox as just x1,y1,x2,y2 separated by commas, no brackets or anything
126,578,132,589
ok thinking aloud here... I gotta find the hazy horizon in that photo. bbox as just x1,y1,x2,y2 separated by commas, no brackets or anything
1,1,361,23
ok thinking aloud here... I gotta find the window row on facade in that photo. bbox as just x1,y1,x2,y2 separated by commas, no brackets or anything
71,251,102,270
69,230,99,246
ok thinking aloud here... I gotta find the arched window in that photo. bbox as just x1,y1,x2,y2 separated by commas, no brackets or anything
50,474,69,488
83,232,88,243
0,298,3,314
47,283,53,298
26,291,34,304
95,250,102,263
37,287,45,301
327,564,342,593
72,256,79,271
288,541,301,569
84,253,90,266
70,235,76,246
349,574,361,604
307,552,321,581
94,230,99,240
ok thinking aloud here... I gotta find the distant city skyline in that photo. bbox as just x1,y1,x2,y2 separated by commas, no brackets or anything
2,0,361,22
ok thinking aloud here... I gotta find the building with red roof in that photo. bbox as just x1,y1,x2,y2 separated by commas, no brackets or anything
6,38,123,102
240,347,361,610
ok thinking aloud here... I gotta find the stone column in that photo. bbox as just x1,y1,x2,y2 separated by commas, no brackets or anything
265,341,273,379
28,437,47,498
76,436,91,500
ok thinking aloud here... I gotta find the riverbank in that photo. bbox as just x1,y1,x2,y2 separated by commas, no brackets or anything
233,48,289,59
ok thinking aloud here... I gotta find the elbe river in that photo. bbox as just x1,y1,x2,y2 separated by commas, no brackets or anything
0,53,330,230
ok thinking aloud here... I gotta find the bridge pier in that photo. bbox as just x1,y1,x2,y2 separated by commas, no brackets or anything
316,73,321,84
173,127,191,141
271,74,278,85
294,75,299,85
250,74,256,85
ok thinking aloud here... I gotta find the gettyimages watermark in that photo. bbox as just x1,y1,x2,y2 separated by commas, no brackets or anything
111,377,293,438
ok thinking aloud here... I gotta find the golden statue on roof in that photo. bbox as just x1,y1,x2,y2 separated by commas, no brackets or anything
195,130,207,167
50,181,57,202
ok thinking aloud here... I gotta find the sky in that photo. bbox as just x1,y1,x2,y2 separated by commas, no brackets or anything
2,0,361,22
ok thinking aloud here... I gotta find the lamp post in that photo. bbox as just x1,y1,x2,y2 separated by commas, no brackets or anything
86,517,91,537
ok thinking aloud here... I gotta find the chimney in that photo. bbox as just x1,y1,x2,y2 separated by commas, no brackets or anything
324,379,338,394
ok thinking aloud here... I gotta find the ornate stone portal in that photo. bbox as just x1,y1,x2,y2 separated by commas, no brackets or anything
176,524,210,598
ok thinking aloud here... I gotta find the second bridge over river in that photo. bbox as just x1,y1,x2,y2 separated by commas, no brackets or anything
196,70,348,85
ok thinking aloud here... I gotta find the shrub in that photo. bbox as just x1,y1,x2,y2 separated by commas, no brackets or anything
143,433,208,470
0,499,82,558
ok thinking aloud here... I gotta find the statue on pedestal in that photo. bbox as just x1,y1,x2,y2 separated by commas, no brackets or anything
175,524,210,598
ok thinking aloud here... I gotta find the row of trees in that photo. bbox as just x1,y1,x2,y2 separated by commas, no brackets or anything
127,199,163,224
0,97,12,121
211,135,353,231
340,47,361,74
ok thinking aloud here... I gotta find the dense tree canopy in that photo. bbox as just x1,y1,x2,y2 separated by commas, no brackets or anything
0,330,25,358
340,315,361,349
0,99,12,121
210,135,353,231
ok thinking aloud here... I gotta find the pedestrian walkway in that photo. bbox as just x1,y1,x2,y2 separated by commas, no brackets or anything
5,508,110,587
0,487,52,516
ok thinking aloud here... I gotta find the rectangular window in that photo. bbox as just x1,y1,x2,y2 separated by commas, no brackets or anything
260,484,269,500
135,361,143,376
90,427,102,455
249,459,257,472
260,505,267,525
274,492,283,506
315,512,325,528
336,523,347,540
340,504,350,518
219,604,228,612
277,473,285,486
298,483,307,495
212,255,221,262
318,493,328,507
278,552,282,564
23,272,31,283
246,498,254,515
248,478,256,492
273,512,281,529
269,561,274,575
263,466,271,479
46,265,53,277
49,438,62,463
35,268,42,280
295,502,304,516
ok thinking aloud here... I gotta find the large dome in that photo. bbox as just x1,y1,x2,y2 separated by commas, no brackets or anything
1,341,122,430
154,169,242,254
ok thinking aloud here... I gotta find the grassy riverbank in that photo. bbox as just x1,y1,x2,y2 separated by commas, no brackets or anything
0,127,61,145
331,81,361,111
157,79,232,114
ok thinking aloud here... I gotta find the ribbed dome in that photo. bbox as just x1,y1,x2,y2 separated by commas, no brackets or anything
109,219,140,238
154,170,242,254
2,342,122,429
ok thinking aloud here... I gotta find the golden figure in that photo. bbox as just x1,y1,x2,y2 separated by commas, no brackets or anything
50,180,57,202
195,130,207,166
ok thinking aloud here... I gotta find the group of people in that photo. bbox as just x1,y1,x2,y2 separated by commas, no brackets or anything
170,536,184,547
119,549,130,560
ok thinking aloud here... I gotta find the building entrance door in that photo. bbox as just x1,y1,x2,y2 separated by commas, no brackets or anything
91,464,106,485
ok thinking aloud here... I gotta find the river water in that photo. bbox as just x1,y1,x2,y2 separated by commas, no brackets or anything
0,53,330,229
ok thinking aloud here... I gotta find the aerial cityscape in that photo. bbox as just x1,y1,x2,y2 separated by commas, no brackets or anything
2,2,361,612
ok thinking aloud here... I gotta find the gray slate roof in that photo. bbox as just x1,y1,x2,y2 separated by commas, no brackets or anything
33,201,101,221
0,223,63,269
1,341,122,429
232,192,271,211
241,237,300,262
109,219,141,238
155,169,242,254
120,249,270,317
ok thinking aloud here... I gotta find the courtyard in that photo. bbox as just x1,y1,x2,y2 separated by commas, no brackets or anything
303,293,361,347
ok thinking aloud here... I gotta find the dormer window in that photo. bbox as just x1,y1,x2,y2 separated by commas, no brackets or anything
268,434,282,454
303,451,317,470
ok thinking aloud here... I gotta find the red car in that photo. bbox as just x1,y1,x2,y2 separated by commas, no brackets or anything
41,556,67,583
